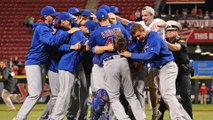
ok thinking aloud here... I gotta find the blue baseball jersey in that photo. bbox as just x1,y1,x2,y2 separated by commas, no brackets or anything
116,18,127,30
25,22,69,65
47,28,72,73
131,31,174,68
58,30,87,74
92,54,103,66
88,24,130,62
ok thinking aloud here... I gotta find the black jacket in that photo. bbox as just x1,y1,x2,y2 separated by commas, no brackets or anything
1,66,17,93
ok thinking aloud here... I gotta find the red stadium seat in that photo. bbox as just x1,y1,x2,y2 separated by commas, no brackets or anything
0,0,87,62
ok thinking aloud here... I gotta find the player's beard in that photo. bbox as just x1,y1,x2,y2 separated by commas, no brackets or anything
49,17,56,26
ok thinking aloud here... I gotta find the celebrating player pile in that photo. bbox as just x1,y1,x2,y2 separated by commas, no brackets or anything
12,4,192,120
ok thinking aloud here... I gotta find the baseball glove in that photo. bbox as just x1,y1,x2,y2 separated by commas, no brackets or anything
114,32,128,53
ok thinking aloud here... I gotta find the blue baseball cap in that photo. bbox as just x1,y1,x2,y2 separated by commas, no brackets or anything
41,6,59,16
68,7,80,15
82,10,93,17
110,6,119,14
96,9,108,20
57,12,74,22
99,5,110,13
85,20,97,33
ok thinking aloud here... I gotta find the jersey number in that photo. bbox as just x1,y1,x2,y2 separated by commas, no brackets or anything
105,37,113,46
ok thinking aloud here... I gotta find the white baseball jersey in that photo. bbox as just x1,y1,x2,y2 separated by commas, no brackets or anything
136,18,165,40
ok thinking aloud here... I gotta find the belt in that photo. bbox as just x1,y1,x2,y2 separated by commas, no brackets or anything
157,61,174,69
103,55,121,64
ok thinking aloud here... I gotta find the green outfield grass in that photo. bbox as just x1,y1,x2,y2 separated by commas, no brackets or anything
0,104,212,120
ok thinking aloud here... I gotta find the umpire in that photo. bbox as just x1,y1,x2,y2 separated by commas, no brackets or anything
158,20,193,119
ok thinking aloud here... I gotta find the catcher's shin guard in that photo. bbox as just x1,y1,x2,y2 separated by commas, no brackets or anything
90,89,109,120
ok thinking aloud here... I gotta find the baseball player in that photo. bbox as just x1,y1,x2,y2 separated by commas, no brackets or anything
158,20,193,119
120,23,192,120
108,12,125,29
110,6,120,15
117,6,166,119
108,12,142,118
65,12,91,120
13,6,77,120
68,7,82,27
78,14,110,119
98,5,110,13
66,18,97,120
48,12,87,120
99,5,123,28
87,9,145,120
39,12,81,120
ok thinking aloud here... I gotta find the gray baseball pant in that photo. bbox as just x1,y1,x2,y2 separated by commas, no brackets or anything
66,63,88,120
90,64,105,92
14,64,46,120
159,61,191,120
39,70,60,120
50,70,76,120
103,57,145,120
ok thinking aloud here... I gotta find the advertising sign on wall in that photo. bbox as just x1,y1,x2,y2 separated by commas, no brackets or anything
192,61,213,76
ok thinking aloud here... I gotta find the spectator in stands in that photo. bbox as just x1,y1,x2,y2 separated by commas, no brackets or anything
182,8,188,19
135,9,142,21
191,8,197,18
129,12,136,21
209,82,213,104
175,9,180,18
0,59,21,111
197,9,204,19
199,83,209,104
204,10,210,19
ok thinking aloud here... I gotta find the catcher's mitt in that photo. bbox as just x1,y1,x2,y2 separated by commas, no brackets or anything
114,32,128,53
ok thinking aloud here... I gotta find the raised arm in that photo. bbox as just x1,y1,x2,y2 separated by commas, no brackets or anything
116,15,132,26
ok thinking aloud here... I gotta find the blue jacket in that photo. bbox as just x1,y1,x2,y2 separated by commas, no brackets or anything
25,22,69,65
131,31,174,68
58,31,87,74
47,27,72,73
